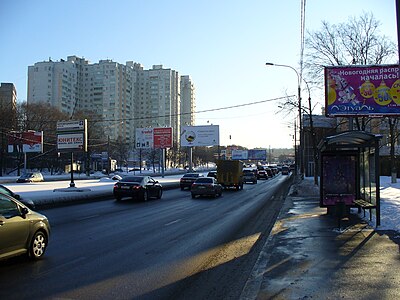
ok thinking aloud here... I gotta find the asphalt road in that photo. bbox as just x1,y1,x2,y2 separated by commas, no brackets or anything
0,174,292,300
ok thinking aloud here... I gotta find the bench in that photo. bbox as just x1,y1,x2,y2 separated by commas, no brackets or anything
354,199,376,221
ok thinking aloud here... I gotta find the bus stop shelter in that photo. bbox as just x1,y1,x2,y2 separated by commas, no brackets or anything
318,131,382,226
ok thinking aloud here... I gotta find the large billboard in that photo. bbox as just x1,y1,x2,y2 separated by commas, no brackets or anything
153,127,173,149
325,64,400,117
8,131,43,153
56,120,87,152
135,128,154,149
248,149,267,160
180,125,219,147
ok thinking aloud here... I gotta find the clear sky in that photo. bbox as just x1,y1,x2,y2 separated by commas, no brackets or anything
0,0,398,149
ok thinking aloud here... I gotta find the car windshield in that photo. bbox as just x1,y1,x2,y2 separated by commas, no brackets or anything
19,173,33,178
243,170,254,174
122,176,144,183
195,178,213,183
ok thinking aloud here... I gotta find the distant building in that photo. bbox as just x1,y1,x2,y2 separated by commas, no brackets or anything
27,56,196,146
180,75,196,127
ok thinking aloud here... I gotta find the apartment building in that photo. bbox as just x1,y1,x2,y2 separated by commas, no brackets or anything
180,75,196,127
27,56,195,147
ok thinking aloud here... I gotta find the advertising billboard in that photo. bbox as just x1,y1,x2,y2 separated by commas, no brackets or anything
180,125,220,147
232,150,248,160
248,149,267,160
135,128,154,149
325,64,400,117
8,131,43,153
153,127,173,149
56,120,87,152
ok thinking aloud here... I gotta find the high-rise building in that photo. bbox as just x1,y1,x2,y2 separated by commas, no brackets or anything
27,56,195,147
180,75,196,127
0,82,17,131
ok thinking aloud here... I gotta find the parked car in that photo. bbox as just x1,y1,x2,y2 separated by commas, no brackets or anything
0,193,50,261
113,175,162,201
0,184,35,209
16,172,44,183
207,171,217,178
243,168,257,184
180,173,203,190
191,177,223,198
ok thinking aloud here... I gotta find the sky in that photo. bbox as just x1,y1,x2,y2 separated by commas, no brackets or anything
0,0,398,149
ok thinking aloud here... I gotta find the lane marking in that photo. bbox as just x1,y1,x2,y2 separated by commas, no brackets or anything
164,219,181,226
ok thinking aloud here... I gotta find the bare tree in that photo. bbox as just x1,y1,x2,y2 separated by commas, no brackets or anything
305,12,398,182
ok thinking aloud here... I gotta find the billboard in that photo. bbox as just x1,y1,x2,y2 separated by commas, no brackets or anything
248,149,267,160
181,125,220,147
56,120,87,152
135,128,154,149
8,131,43,153
153,127,173,149
325,64,400,117
232,150,248,160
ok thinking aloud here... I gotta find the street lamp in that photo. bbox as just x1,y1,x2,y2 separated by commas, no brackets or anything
265,62,303,177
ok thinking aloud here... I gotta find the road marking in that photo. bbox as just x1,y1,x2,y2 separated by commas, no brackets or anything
77,214,100,221
164,219,181,226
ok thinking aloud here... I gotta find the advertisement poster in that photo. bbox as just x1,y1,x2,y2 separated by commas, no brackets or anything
135,128,154,149
325,64,400,116
180,125,219,147
57,133,85,150
248,149,267,160
232,150,248,160
8,131,43,153
153,127,173,149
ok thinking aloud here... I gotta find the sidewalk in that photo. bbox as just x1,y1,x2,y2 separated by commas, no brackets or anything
242,178,400,299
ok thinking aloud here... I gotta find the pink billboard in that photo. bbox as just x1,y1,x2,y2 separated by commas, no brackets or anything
325,64,400,116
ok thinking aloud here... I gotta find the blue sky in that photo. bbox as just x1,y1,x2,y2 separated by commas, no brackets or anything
0,0,398,149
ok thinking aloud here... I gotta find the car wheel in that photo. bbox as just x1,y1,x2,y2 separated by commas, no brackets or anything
180,186,184,191
157,188,163,199
191,193,196,199
115,196,122,201
29,231,48,260
142,190,148,202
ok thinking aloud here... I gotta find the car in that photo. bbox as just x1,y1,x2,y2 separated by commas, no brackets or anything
281,165,290,175
0,193,50,261
257,166,268,180
113,175,162,201
243,168,257,184
180,173,203,190
191,177,223,198
16,172,44,183
0,184,36,209
207,171,217,178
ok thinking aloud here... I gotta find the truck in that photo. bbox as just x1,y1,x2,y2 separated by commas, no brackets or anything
216,160,244,190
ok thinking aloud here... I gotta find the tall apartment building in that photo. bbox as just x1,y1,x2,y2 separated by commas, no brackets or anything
180,75,196,127
27,56,195,147
135,65,181,146
0,82,18,131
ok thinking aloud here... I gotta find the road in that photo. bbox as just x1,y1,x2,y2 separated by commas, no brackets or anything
0,174,292,300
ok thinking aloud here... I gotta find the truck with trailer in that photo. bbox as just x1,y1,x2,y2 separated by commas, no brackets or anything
216,160,244,190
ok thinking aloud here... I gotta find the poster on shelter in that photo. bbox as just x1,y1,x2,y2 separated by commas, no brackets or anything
325,64,400,116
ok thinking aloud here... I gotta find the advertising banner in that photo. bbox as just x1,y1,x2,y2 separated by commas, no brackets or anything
153,127,173,149
56,120,87,152
57,133,85,150
248,149,267,160
135,128,154,149
325,64,400,116
8,131,43,153
232,150,248,160
181,125,220,147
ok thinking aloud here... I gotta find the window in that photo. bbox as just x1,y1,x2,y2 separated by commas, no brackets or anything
0,195,19,218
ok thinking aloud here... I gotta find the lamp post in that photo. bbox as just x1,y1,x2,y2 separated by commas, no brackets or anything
265,62,303,177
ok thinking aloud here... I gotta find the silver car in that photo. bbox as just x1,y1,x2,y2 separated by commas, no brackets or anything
191,177,223,199
0,193,50,261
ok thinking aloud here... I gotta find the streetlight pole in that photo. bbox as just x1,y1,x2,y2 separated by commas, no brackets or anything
265,62,303,177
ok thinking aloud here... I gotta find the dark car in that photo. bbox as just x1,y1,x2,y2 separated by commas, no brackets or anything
243,169,257,184
281,165,290,175
0,193,50,261
207,171,217,178
16,172,44,183
0,184,36,209
113,176,162,201
257,166,268,180
191,177,223,199
180,173,203,190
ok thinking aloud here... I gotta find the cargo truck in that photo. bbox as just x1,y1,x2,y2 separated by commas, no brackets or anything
216,160,244,190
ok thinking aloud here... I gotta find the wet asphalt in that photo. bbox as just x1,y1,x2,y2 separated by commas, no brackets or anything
241,179,400,300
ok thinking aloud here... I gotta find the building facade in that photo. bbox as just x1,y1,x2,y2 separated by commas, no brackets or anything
180,75,196,127
27,56,195,147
